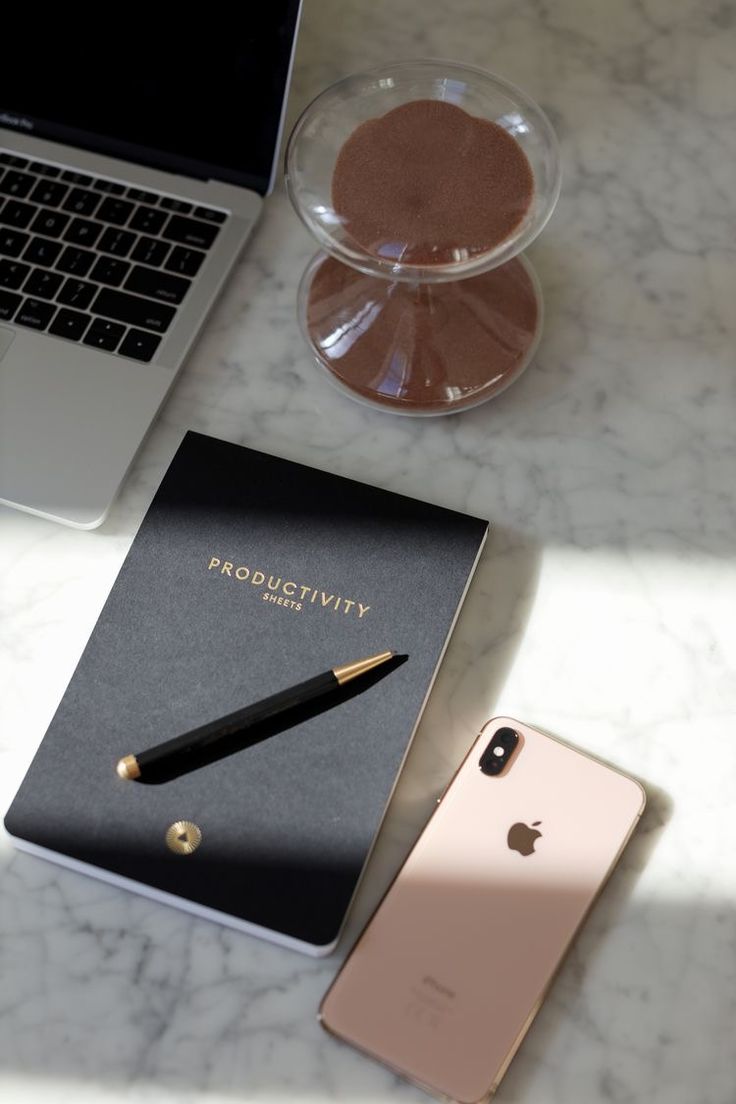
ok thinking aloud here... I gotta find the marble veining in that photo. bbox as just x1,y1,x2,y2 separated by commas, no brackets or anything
2,1,736,1101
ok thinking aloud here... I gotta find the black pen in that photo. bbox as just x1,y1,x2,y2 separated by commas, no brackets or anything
116,650,395,781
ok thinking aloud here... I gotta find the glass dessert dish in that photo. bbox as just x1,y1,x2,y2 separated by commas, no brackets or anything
286,60,561,415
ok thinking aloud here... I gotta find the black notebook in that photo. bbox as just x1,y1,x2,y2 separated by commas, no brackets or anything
5,432,488,954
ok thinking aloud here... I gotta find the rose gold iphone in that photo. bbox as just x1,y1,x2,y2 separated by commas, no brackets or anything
320,716,646,1103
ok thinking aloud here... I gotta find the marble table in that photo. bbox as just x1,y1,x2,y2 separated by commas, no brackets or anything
2,1,735,1101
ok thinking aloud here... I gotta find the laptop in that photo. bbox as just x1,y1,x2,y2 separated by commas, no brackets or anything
0,6,301,529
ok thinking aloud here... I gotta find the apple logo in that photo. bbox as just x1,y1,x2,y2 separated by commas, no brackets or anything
507,820,542,856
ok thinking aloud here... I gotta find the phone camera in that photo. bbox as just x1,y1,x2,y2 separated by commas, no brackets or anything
479,727,519,776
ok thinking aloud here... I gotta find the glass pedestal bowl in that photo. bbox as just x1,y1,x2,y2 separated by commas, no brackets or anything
286,60,561,415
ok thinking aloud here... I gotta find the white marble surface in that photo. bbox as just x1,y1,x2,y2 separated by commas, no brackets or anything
2,0,736,1101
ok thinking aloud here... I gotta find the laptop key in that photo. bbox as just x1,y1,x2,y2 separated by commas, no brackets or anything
0,171,35,199
165,245,205,277
23,237,63,267
30,209,70,239
29,180,68,208
48,307,91,341
56,246,95,277
23,269,63,300
89,256,130,287
92,287,175,333
93,180,126,195
129,207,166,235
131,236,169,267
0,154,29,169
0,288,21,320
0,259,30,289
119,328,162,363
32,162,62,178
0,200,35,229
0,228,29,258
124,264,190,305
161,214,219,250
160,197,192,214
83,318,125,351
62,188,100,216
61,170,93,186
97,197,134,226
15,297,56,331
193,206,227,225
57,278,96,310
64,217,102,248
127,187,158,204
98,227,136,257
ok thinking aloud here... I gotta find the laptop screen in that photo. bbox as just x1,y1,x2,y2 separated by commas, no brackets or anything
0,5,301,196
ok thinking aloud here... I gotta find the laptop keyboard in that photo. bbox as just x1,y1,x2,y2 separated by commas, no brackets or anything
0,152,229,363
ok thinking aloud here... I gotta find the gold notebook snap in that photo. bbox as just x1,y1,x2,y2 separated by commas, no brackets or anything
166,820,202,855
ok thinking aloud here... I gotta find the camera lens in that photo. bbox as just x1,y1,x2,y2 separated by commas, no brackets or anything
479,726,519,776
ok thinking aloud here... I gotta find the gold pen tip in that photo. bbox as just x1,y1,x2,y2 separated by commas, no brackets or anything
333,650,396,686
116,755,141,781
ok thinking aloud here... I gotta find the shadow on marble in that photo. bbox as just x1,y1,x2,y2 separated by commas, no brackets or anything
0,580,695,1104
339,525,543,947
8,780,734,1104
440,226,736,560
0,524,541,1094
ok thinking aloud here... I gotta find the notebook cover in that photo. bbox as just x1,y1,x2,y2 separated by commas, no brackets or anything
4,432,488,953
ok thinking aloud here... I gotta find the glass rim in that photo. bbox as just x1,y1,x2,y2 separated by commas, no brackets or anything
285,58,561,283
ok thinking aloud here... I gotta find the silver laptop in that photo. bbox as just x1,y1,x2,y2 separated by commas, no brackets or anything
0,6,301,528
